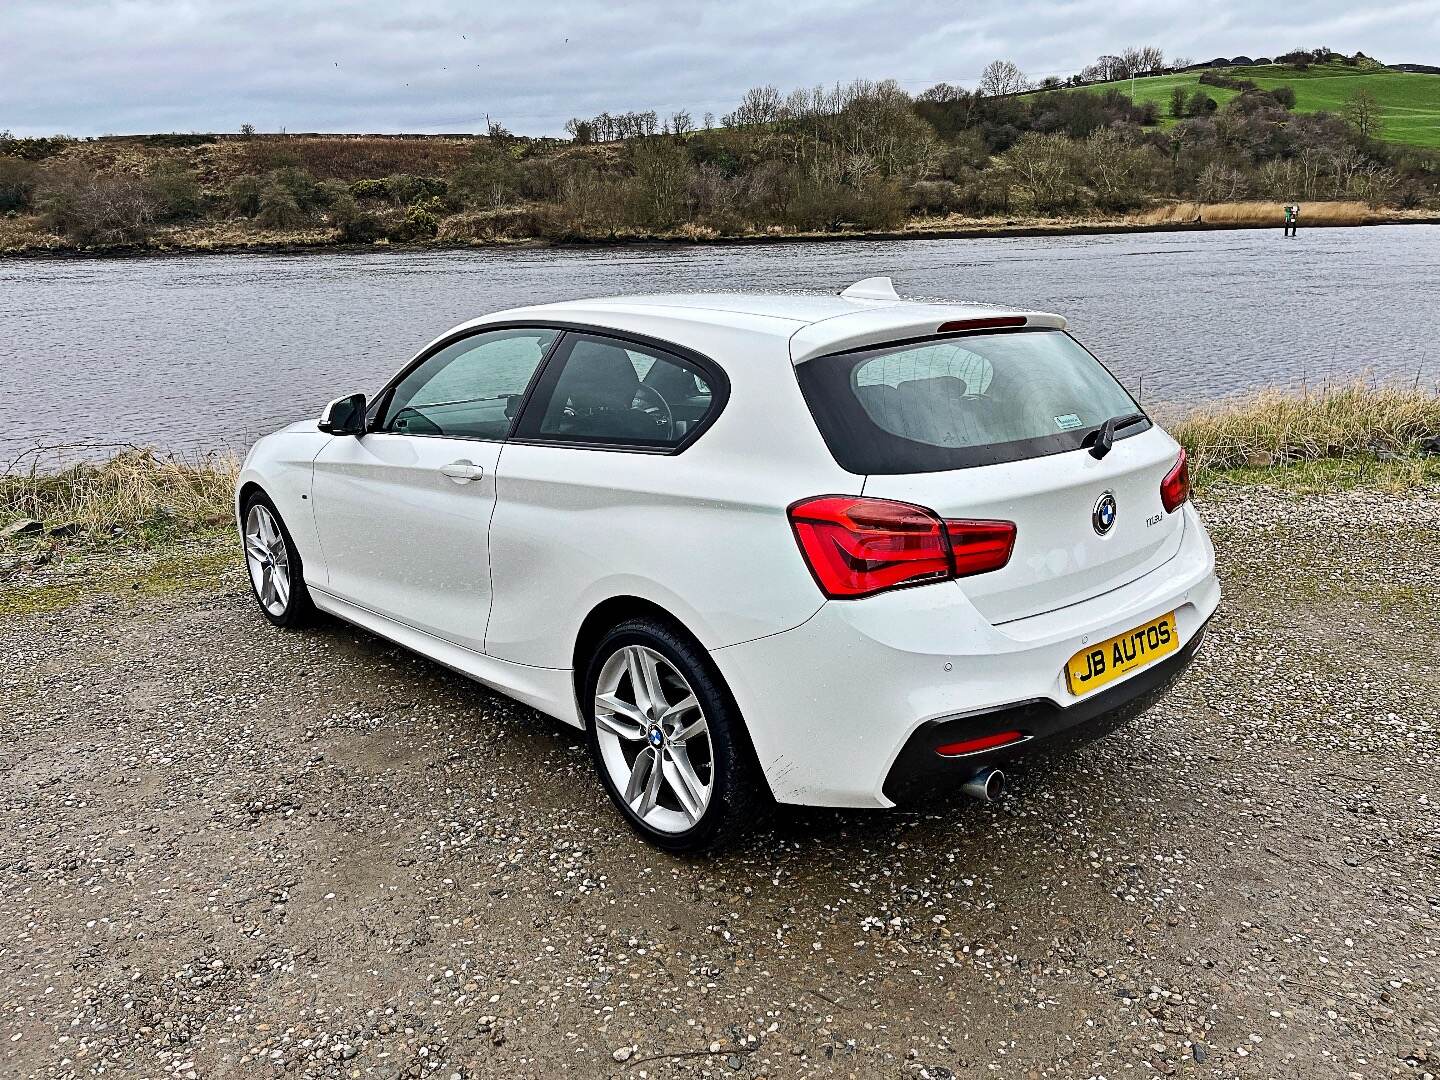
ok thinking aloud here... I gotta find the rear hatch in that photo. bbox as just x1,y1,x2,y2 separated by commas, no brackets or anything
795,327,1186,624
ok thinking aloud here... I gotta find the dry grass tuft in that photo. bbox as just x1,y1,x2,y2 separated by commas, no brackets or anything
1140,201,1377,226
1,447,239,542
1172,382,1440,477
3,383,1437,548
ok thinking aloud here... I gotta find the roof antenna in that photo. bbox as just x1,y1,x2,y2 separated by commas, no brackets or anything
840,276,901,301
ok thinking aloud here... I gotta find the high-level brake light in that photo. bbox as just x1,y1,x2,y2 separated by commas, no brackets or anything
936,316,1027,334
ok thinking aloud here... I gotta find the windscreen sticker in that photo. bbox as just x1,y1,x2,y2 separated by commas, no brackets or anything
1054,413,1083,431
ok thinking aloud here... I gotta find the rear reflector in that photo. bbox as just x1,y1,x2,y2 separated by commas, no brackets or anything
937,316,1027,334
1161,448,1191,513
935,731,1026,757
788,496,1015,599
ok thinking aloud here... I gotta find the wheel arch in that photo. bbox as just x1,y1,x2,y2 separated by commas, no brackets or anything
236,480,267,517
571,595,690,699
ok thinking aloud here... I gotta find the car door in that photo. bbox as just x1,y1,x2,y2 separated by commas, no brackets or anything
485,331,729,668
311,326,559,652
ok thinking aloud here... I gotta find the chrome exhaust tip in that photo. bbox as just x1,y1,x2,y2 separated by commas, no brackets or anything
961,767,1006,803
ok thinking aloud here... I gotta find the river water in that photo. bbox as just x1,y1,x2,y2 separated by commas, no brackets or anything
2,225,1437,459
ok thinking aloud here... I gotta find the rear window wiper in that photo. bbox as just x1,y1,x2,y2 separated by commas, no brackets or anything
1083,412,1147,459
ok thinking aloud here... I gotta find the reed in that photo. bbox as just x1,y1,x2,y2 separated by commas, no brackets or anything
1140,200,1377,226
1172,381,1440,477
2,383,1436,546
1,446,239,542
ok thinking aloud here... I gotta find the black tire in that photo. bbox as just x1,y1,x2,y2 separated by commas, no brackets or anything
583,617,765,854
240,491,316,629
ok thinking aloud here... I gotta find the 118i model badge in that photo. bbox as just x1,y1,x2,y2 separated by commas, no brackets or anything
1092,491,1118,535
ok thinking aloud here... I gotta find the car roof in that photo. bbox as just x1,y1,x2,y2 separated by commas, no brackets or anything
467,280,1068,365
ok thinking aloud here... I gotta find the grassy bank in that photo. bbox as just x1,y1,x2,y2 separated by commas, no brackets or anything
2,384,1436,614
1073,62,1440,148
1,203,1434,259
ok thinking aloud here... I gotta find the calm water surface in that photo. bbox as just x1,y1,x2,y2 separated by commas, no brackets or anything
2,225,1437,458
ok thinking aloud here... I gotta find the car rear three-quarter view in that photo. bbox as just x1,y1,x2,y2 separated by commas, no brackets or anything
236,277,1219,852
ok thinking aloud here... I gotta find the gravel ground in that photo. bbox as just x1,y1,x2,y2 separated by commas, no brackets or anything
1,487,1437,1080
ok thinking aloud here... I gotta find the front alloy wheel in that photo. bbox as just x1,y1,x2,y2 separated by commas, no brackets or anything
241,494,314,628
244,503,292,617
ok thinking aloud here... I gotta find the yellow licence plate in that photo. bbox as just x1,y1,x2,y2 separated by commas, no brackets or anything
1064,612,1179,696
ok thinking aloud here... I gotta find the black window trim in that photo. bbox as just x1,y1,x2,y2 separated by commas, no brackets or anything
363,320,730,456
794,325,1151,475
507,325,731,456
365,322,565,445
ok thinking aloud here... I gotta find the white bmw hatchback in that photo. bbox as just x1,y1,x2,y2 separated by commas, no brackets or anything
238,277,1219,851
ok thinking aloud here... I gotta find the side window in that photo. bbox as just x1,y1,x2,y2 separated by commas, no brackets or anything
516,333,717,449
382,327,558,439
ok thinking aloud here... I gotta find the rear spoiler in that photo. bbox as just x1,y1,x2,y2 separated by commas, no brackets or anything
790,306,1068,364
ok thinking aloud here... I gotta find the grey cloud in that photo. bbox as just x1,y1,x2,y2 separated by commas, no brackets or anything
2,0,1435,136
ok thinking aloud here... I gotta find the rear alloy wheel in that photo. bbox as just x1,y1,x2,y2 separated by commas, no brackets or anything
585,619,762,853
242,495,314,628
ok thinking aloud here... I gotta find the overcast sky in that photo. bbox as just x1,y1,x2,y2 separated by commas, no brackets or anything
4,1,1437,137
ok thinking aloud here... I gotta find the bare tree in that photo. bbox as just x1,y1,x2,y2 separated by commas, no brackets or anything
978,59,1028,97
1342,88,1381,138
1120,46,1165,75
1083,55,1127,82
731,85,783,127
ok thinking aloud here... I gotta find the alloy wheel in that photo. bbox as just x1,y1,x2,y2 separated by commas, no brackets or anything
244,503,292,617
593,644,714,834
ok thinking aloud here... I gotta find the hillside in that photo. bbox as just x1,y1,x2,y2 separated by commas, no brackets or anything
3,61,1437,256
1072,62,1440,147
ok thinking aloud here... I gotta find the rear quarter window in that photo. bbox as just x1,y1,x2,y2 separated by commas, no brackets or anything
796,329,1147,474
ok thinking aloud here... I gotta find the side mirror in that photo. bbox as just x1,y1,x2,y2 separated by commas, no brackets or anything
318,393,368,436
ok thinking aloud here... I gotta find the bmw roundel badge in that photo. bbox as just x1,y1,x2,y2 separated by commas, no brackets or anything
1092,491,1118,536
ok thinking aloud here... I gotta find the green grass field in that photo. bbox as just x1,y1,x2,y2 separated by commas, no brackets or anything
1070,62,1440,147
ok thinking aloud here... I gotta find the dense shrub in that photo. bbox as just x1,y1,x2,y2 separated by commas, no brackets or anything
324,187,385,242
34,163,157,245
384,173,448,206
388,203,440,241
0,157,38,212
447,157,522,208
1199,71,1259,92
1187,90,1218,117
0,135,76,161
348,178,389,200
145,160,204,221
255,185,304,230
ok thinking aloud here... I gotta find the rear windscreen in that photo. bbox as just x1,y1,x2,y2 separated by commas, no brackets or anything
795,329,1148,474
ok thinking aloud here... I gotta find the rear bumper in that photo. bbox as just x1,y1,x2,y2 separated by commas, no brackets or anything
881,615,1210,803
710,502,1219,808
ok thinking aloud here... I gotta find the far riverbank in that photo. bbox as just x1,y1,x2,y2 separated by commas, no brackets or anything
2,202,1436,260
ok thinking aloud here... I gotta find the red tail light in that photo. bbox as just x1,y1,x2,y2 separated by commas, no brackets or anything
1161,449,1190,513
944,519,1019,578
788,496,1015,599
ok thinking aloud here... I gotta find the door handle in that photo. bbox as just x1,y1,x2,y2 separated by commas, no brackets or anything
439,460,485,484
